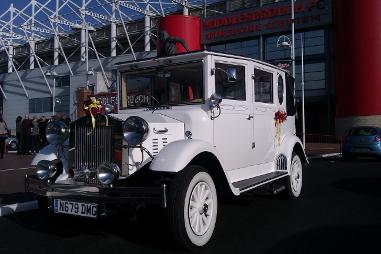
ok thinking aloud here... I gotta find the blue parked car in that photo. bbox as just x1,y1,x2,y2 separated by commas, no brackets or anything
342,126,381,160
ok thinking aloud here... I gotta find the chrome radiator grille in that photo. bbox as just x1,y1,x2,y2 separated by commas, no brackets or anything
275,154,288,171
75,126,113,171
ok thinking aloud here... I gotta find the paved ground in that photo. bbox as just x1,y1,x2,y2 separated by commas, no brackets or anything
0,154,35,196
0,157,380,254
305,143,341,157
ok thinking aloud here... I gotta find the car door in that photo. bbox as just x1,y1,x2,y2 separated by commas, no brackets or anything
211,56,254,171
252,65,277,165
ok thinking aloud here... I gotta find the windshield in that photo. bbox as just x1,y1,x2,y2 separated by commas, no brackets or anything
120,61,204,109
349,127,378,136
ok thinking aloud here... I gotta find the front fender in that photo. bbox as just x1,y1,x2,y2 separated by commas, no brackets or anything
31,144,58,166
278,134,308,172
31,142,69,182
150,139,225,173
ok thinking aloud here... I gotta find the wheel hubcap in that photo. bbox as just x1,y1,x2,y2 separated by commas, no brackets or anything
188,181,214,236
291,158,302,195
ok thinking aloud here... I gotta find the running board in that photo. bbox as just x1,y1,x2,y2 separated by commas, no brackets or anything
232,171,288,193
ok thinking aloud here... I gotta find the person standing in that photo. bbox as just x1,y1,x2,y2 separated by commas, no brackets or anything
0,114,9,159
38,116,47,148
21,114,31,154
16,116,22,155
62,114,71,126
31,116,40,154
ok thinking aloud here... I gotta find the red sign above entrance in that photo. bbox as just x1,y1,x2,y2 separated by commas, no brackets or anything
201,0,331,44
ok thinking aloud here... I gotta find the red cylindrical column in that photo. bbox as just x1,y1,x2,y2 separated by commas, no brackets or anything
334,0,381,117
158,15,201,54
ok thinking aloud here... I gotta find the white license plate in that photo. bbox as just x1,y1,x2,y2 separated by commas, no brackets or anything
53,199,98,218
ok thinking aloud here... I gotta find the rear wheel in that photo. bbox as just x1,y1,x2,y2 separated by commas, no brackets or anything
285,153,303,199
167,165,218,250
9,141,17,150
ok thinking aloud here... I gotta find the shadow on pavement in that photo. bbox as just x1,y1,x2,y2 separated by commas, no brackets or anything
334,178,381,198
5,206,183,253
265,225,381,254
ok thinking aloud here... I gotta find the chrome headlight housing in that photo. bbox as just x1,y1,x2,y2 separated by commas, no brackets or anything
96,162,120,185
46,120,69,145
36,160,58,180
123,116,149,146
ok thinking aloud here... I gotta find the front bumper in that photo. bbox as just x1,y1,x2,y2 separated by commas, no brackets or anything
25,175,167,208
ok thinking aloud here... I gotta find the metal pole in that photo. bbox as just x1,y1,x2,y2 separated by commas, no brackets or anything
301,32,305,147
111,0,117,57
291,0,295,80
183,0,189,15
30,0,36,69
8,4,14,73
86,27,89,74
144,7,150,52
80,0,86,62
86,26,89,88
53,77,56,115
54,0,59,66
204,0,206,18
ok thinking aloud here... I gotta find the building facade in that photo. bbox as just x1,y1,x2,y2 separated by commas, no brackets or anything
1,0,380,136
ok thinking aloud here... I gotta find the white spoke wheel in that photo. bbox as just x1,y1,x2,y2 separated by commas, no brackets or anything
167,165,218,250
10,142,17,150
285,153,303,199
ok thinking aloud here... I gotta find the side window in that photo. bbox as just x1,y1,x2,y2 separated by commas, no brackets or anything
278,75,284,105
215,63,246,100
286,73,296,116
254,69,273,103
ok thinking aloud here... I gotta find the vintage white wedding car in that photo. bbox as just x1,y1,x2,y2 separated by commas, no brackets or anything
27,51,307,250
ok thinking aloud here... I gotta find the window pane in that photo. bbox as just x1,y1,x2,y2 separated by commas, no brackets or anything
122,62,204,108
215,63,246,100
208,38,259,59
254,69,273,103
278,75,284,105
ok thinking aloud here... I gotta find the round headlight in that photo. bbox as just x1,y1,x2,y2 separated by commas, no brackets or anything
46,120,69,145
97,162,120,185
123,116,149,146
36,160,58,180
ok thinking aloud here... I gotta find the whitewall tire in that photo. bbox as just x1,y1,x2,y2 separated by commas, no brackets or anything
167,165,218,250
285,153,303,199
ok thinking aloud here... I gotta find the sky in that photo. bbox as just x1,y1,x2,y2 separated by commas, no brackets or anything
0,0,30,15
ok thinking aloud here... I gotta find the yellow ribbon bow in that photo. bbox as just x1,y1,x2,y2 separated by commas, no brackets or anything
84,97,103,135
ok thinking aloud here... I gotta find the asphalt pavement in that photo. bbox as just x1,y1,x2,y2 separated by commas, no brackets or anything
0,157,380,254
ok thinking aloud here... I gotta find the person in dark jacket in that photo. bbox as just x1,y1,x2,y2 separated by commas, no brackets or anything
21,114,31,154
38,116,47,148
31,116,39,154
0,114,8,159
15,116,22,155
62,114,71,126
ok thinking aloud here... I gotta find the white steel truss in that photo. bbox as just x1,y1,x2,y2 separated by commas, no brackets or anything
0,0,219,99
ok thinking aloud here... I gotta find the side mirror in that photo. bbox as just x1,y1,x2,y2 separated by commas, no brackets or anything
227,67,237,82
210,93,222,109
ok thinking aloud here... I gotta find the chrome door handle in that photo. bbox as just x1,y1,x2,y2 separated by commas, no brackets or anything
153,128,168,134
247,115,253,120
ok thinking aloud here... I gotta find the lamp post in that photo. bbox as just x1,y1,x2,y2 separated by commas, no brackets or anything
291,0,295,81
277,33,306,147
45,70,58,115
300,33,305,147
71,23,95,88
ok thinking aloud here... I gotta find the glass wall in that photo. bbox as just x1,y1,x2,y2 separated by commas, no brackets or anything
265,30,325,60
265,29,326,93
206,26,332,134
209,38,260,59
